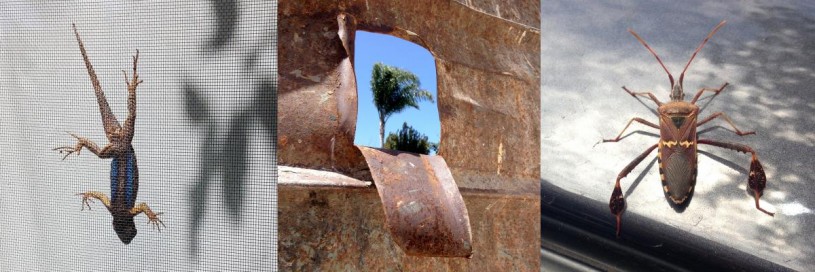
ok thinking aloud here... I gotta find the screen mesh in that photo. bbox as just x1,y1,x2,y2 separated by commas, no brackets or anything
0,1,277,271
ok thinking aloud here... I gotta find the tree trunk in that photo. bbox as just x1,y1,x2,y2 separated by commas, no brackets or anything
379,118,385,148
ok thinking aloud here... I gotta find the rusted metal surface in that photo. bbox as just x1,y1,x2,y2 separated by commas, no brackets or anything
357,146,472,257
278,0,540,269
279,185,539,271
278,8,368,179
278,0,540,188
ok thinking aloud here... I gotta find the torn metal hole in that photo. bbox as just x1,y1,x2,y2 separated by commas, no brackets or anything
278,2,540,261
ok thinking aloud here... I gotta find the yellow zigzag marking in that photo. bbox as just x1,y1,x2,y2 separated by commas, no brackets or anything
662,140,695,148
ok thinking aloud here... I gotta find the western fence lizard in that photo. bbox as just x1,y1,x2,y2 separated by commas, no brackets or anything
55,24,164,244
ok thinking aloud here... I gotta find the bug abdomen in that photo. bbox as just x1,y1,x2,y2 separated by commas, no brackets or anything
659,147,697,204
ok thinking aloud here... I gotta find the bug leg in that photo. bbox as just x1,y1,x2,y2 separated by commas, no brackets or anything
696,112,755,136
622,86,663,107
610,182,625,237
690,83,728,104
603,117,659,143
698,139,774,216
748,155,774,216
610,144,658,236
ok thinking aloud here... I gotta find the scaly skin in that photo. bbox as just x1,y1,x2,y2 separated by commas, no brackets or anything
55,24,164,244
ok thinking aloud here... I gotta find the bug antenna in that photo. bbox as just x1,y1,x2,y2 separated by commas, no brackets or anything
629,29,674,87
679,20,727,87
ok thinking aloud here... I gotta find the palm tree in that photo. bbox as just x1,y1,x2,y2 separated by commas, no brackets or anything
371,62,434,147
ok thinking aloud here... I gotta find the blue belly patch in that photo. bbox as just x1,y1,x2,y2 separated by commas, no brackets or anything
110,157,119,198
110,151,136,207
125,151,135,207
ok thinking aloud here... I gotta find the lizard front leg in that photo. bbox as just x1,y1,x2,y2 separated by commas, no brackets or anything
130,202,166,230
53,132,114,159
77,191,112,211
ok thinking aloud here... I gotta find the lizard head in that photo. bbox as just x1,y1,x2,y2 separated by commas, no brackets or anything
112,216,137,244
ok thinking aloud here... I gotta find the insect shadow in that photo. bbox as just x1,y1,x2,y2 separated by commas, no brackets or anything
696,125,732,136
697,150,753,197
628,96,659,116
623,157,656,199
668,190,694,212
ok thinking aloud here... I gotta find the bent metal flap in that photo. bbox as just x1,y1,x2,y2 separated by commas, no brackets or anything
357,146,473,258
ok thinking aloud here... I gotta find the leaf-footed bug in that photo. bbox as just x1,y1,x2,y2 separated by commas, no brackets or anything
603,20,774,237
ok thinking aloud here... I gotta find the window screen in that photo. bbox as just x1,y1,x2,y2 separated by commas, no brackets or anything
0,1,277,271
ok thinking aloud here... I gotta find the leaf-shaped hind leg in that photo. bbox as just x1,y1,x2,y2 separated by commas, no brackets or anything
698,139,774,216
696,111,755,136
610,144,658,237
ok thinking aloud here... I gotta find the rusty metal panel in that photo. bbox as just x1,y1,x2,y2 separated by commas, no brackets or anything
278,0,540,269
279,185,539,271
357,146,472,257
278,0,540,187
278,8,367,179
451,0,540,28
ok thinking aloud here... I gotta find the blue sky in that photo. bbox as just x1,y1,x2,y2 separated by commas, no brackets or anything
353,31,440,149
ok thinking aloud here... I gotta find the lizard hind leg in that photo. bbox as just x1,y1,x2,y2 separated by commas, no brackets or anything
121,49,142,143
76,191,111,211
131,202,166,231
76,192,139,244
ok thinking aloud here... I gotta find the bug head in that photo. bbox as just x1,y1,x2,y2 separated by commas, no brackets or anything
629,20,727,102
